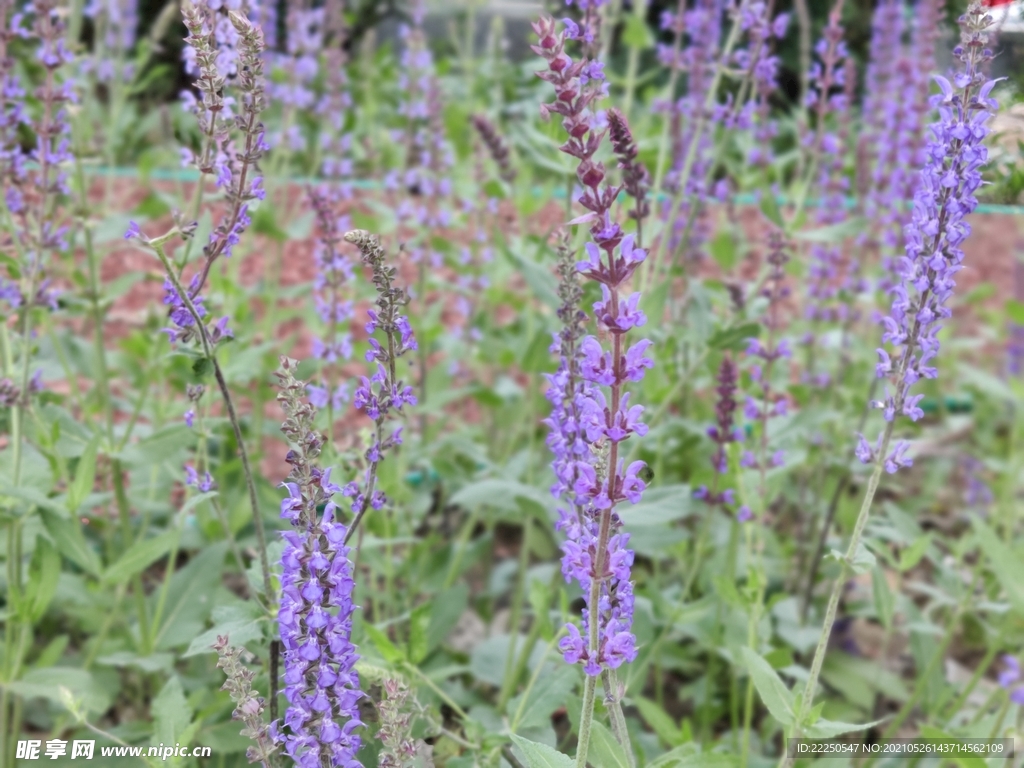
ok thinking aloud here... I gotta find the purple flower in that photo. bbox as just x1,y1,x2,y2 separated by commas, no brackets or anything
535,18,650,675
184,463,215,493
865,5,997,473
275,360,364,767
124,220,143,240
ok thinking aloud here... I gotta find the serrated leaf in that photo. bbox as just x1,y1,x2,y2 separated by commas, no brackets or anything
102,530,177,585
872,566,894,630
449,479,554,517
183,617,262,658
40,508,101,577
9,667,114,715
741,646,795,727
708,323,760,351
192,357,213,379
898,534,930,572
427,583,469,653
589,721,631,768
622,13,653,48
26,536,61,622
67,436,99,513
364,623,405,665
408,603,431,665
180,490,218,516
635,696,683,748
153,676,192,746
509,734,575,768
804,716,885,739
974,517,1024,611
647,746,736,768
850,541,877,575
508,665,576,732
501,243,559,310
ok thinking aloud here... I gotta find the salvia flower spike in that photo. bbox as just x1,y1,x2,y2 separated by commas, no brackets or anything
534,12,652,680
860,1,999,474
274,358,364,768
341,229,418,543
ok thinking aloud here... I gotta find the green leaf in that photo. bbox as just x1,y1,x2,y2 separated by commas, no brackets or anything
35,635,70,668
959,366,1016,403
588,721,631,768
898,534,931,572
26,536,61,622
154,543,227,651
252,203,287,242
192,357,213,379
508,665,577,732
707,323,760,352
9,667,114,715
759,192,784,228
872,566,894,630
501,242,559,310
850,541,877,575
180,490,218,516
408,603,431,665
794,217,865,243
153,676,192,746
509,734,575,768
622,13,653,49
804,716,885,739
95,651,175,673
363,623,405,665
709,231,737,270
635,696,683,748
285,210,315,241
450,479,554,517
974,517,1024,611
741,646,795,727
1006,299,1024,325
646,745,736,768
918,725,989,768
183,618,262,658
67,436,99,513
427,583,469,654
40,509,101,577
102,530,177,585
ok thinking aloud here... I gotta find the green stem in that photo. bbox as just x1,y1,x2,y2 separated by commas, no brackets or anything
784,420,895,764
601,669,635,766
149,241,274,602
942,633,1001,726
576,673,599,768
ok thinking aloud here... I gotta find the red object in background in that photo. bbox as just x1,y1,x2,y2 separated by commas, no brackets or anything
984,0,1014,7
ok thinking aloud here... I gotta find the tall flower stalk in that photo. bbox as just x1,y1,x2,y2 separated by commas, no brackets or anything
307,186,355,445
534,10,654,766
274,358,364,768
127,2,273,602
788,4,999,752
0,3,72,758
340,230,418,541
274,230,414,767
